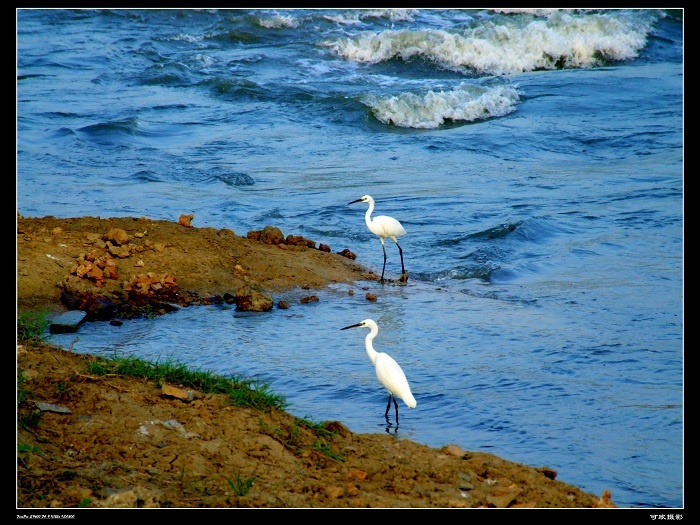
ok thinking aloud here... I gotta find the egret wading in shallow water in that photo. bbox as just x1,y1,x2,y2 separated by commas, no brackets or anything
341,318,416,426
348,195,407,283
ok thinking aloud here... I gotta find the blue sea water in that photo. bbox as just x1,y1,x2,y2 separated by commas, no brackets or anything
16,8,683,509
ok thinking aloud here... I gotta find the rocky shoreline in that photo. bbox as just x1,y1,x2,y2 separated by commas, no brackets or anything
17,215,620,509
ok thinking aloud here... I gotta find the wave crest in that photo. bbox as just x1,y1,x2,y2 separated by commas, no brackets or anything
322,11,654,76
363,83,521,129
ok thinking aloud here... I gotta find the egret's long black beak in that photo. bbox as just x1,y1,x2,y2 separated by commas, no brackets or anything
341,323,363,330
348,198,362,205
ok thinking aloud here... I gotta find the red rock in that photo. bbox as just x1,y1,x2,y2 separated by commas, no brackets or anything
178,214,194,227
337,248,356,260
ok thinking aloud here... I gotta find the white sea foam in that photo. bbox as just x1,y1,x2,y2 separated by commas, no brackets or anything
323,9,418,26
256,12,300,29
167,33,204,43
322,13,363,26
321,11,655,76
363,83,521,129
356,9,419,22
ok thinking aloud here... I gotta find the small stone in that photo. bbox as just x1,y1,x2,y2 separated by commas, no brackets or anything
536,467,557,480
106,228,129,245
347,470,367,481
161,384,194,402
49,310,88,334
35,402,71,414
441,444,465,457
235,284,273,312
337,248,356,260
259,225,285,245
178,214,194,227
246,230,261,241
324,485,344,499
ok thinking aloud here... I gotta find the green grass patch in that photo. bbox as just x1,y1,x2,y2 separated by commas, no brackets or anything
258,414,343,460
313,440,345,462
226,471,255,496
295,416,333,438
17,309,49,343
85,353,287,411
17,443,42,455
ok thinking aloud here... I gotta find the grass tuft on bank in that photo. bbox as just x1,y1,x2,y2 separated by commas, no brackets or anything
86,353,287,411
17,309,50,343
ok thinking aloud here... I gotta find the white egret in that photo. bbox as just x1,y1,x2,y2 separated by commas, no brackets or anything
341,318,416,425
348,195,407,283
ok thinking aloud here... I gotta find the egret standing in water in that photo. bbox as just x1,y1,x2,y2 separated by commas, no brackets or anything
348,195,407,283
341,318,416,426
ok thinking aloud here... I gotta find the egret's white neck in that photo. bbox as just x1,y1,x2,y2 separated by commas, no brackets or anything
364,329,379,365
364,200,375,228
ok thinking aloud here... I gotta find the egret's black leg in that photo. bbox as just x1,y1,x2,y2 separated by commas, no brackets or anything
384,394,393,418
380,243,388,282
393,397,400,425
396,242,405,275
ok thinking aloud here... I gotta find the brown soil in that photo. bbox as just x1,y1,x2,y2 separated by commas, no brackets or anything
16,215,617,509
